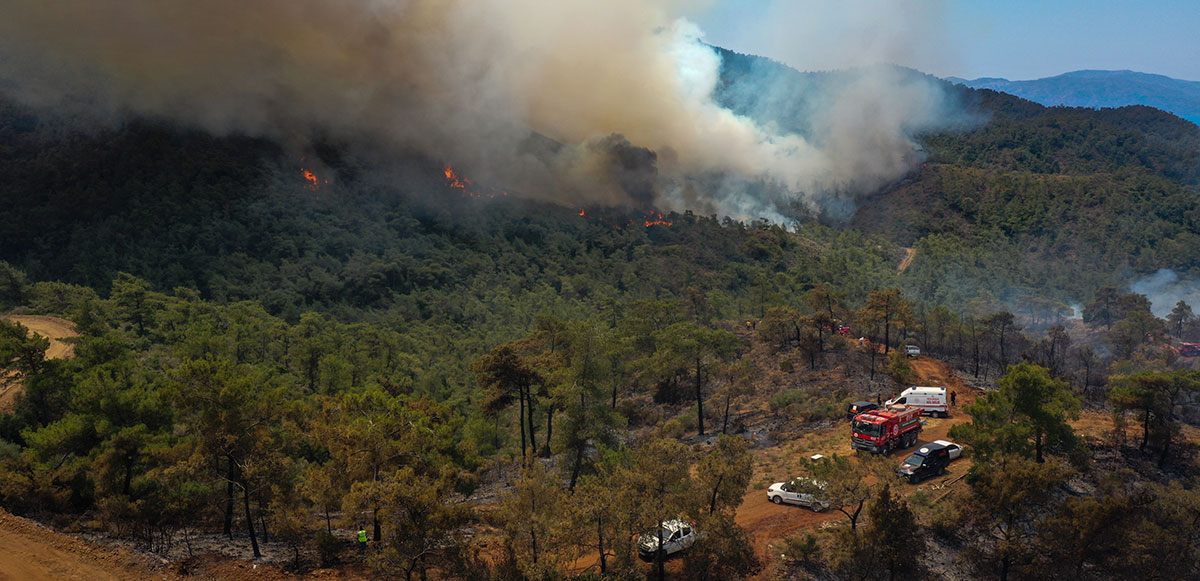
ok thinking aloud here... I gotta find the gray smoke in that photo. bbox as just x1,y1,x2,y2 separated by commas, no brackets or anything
1130,269,1200,318
0,1,964,221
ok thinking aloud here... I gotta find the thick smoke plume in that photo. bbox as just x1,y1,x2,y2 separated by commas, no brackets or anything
1131,269,1200,318
0,1,962,221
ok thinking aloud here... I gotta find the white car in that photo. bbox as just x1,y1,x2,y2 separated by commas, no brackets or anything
637,519,699,561
932,439,963,460
766,478,830,512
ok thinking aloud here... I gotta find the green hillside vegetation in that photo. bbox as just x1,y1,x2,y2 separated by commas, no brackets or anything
860,102,1200,308
715,49,1200,311
952,69,1200,126
0,54,1198,577
2,261,1197,578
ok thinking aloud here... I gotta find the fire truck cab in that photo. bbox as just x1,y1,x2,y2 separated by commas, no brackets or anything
851,405,923,455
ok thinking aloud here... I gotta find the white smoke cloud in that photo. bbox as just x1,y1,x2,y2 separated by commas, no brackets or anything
0,0,962,221
705,0,954,76
1130,269,1200,318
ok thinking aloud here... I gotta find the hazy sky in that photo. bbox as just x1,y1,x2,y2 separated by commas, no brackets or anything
696,0,1200,81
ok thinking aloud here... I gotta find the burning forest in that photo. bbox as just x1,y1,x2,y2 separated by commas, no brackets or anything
0,0,965,223
444,161,671,229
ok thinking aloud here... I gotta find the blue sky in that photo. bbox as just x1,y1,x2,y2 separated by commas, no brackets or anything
695,0,1200,81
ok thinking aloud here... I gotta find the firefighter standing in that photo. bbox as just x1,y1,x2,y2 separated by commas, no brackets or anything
357,526,368,552
951,390,957,407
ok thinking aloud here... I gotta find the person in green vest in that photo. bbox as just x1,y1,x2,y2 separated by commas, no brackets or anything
356,525,368,553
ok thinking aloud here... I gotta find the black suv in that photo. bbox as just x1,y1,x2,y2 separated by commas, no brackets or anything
846,401,880,420
895,442,950,484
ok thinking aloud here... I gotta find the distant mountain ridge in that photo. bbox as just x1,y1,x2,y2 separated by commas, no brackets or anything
948,70,1200,125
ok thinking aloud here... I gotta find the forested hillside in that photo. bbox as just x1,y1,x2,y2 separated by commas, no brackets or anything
713,48,1200,312
950,70,1200,126
1,50,1198,579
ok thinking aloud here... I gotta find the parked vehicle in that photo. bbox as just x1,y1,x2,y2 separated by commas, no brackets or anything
896,442,951,483
637,519,699,561
846,400,881,420
886,386,949,417
851,405,923,454
932,439,963,460
905,344,921,357
767,478,830,511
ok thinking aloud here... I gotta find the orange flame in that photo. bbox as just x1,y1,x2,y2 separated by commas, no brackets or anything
301,168,320,190
443,164,471,189
576,207,672,229
643,211,672,227
442,163,508,199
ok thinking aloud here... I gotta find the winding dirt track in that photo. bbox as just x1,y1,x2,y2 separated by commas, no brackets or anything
897,247,917,273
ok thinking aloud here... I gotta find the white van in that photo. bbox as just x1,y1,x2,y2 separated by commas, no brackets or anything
886,386,949,417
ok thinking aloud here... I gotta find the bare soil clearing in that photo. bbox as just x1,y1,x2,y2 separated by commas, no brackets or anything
0,315,78,412
735,354,980,576
0,505,371,581
0,507,175,581
4,315,78,360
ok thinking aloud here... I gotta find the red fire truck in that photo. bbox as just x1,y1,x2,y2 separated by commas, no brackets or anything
851,405,923,455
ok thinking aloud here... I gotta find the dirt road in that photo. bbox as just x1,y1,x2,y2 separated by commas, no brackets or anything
908,357,977,442
735,485,840,560
0,315,78,412
897,247,917,273
0,507,172,581
735,355,978,575
4,315,78,360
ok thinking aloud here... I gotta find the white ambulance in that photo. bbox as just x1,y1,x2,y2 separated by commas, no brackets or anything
886,386,949,417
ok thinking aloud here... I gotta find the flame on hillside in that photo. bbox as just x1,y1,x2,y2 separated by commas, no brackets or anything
643,212,672,227
442,164,506,199
443,164,470,189
444,163,669,229
300,168,320,190
299,156,328,191
578,207,673,229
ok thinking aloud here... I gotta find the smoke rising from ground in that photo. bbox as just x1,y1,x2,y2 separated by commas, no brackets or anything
0,1,963,221
1131,269,1200,318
